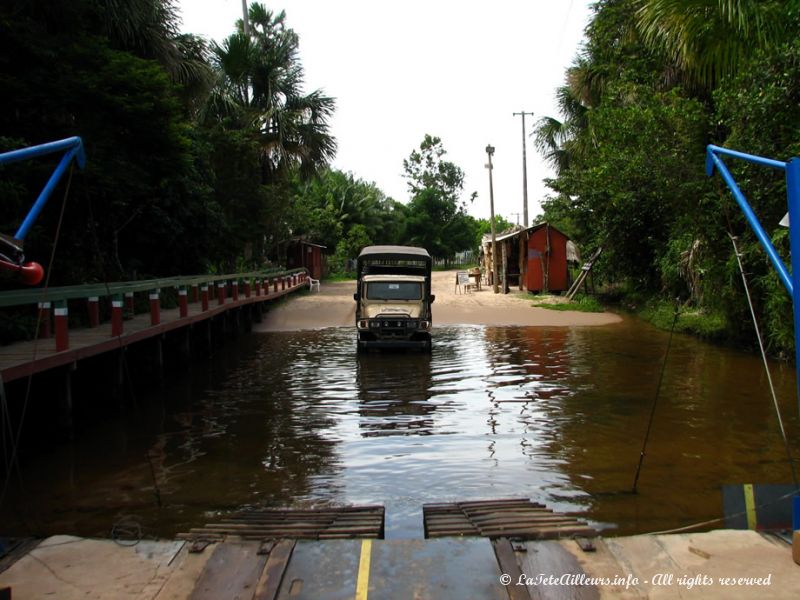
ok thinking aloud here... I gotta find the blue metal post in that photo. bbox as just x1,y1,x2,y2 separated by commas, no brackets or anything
706,149,793,295
15,146,79,240
0,137,86,241
786,158,800,417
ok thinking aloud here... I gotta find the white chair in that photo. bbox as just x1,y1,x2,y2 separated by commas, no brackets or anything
308,277,320,292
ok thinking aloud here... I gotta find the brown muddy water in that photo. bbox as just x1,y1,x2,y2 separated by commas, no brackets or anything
2,317,799,540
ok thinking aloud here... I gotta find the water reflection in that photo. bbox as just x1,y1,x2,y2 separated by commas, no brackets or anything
356,352,434,437
2,319,798,540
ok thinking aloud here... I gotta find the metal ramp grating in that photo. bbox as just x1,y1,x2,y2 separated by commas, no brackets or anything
178,505,385,541
423,498,596,540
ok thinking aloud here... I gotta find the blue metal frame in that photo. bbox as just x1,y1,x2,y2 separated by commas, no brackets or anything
0,137,86,240
706,144,800,415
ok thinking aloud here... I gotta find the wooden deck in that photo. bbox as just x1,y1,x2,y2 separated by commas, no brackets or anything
1,528,796,599
0,276,307,383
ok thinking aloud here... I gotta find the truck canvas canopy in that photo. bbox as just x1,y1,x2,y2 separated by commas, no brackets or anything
356,246,432,298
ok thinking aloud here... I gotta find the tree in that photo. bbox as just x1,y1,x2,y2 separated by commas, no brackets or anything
636,0,790,89
403,134,476,205
206,4,336,180
402,135,477,261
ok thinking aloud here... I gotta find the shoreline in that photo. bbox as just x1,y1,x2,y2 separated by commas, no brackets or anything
256,269,622,332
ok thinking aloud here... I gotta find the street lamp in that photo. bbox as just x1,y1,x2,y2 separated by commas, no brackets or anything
485,144,499,294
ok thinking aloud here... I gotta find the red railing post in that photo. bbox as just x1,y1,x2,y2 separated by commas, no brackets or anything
149,289,160,326
55,301,69,351
232,280,239,302
281,276,286,291
87,296,100,328
178,287,188,318
217,282,226,305
125,291,134,315
201,284,209,311
37,301,52,339
244,279,251,298
111,295,123,337
191,284,199,304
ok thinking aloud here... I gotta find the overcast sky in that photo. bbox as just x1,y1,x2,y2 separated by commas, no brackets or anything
178,0,594,223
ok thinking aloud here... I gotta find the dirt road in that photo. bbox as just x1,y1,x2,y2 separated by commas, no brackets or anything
256,270,622,331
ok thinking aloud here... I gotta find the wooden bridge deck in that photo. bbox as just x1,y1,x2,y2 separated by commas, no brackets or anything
0,276,307,383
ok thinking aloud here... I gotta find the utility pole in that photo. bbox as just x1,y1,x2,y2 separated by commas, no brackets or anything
513,111,534,227
486,144,499,294
241,0,250,35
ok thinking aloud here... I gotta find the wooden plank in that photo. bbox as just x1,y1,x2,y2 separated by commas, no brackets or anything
253,539,295,600
518,541,600,600
188,541,267,600
480,526,597,540
492,538,535,600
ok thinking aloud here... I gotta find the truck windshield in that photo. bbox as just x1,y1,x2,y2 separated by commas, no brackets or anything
366,281,422,300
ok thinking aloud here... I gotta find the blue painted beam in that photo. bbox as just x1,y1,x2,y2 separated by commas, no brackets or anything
706,145,800,418
0,137,86,240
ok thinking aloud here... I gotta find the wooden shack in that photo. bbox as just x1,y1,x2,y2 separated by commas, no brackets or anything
286,239,326,279
526,223,570,293
481,223,575,294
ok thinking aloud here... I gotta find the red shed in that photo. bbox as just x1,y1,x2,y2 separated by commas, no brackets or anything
287,240,326,280
526,223,570,293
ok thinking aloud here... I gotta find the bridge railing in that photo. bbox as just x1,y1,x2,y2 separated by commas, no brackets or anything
0,267,308,351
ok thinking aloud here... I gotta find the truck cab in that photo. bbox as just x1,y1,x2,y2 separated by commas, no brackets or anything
354,245,434,351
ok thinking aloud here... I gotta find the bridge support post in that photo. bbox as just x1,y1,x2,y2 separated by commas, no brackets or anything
37,301,51,339
58,363,76,437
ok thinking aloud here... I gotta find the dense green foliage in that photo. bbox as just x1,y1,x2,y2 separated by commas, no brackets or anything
536,0,800,357
0,1,495,288
0,1,335,283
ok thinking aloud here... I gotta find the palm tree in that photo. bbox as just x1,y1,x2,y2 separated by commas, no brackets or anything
104,0,214,95
636,0,788,88
206,4,336,180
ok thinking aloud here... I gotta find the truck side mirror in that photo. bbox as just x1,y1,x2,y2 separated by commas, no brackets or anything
430,294,436,304
353,293,358,301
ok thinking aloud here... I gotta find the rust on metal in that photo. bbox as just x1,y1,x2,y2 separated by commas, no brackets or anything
178,506,385,542
423,498,596,540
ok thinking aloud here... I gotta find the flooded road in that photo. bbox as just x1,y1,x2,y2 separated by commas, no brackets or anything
3,317,799,539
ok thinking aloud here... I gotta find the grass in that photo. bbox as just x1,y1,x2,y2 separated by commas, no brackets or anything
531,294,606,313
324,272,355,282
638,300,728,340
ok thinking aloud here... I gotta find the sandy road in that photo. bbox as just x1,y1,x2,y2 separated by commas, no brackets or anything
256,270,621,331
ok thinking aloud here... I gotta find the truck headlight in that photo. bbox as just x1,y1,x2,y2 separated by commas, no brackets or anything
358,320,368,329
420,320,430,329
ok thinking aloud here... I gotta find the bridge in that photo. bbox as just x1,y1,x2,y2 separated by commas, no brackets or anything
0,269,308,382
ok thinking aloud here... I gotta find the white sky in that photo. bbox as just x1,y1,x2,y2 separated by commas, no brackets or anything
178,0,594,223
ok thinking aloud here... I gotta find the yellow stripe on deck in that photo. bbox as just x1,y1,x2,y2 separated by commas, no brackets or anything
743,483,757,529
355,538,372,600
